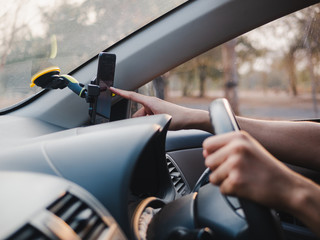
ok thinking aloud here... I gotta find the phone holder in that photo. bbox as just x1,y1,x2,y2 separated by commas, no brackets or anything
30,66,100,124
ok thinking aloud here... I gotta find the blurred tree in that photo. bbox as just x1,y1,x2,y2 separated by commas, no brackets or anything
302,8,320,117
168,46,223,97
281,5,320,98
0,0,39,96
0,0,30,68
222,39,239,114
182,70,195,97
198,64,207,98
152,76,166,100
195,47,222,98
292,7,320,115
169,58,196,97
236,36,265,78
284,48,298,96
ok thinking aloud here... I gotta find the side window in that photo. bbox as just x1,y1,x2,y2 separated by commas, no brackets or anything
137,4,320,121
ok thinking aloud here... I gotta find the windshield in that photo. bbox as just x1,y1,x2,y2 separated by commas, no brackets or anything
0,0,186,110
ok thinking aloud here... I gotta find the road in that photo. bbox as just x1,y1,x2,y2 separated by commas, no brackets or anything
168,90,320,121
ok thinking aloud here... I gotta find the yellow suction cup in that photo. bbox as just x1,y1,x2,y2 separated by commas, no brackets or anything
30,66,60,88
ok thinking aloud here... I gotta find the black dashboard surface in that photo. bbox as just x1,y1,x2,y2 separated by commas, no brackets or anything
0,114,175,237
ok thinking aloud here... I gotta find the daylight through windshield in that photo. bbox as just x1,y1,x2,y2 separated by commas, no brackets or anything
0,0,186,109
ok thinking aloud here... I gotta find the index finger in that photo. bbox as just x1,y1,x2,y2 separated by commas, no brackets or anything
110,87,148,104
203,131,240,154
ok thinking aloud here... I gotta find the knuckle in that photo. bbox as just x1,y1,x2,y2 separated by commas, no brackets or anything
220,186,229,195
228,155,242,168
229,171,245,189
209,172,219,185
220,178,238,195
233,140,248,154
234,131,250,142
204,156,211,168
220,170,245,195
202,137,215,150
232,133,251,154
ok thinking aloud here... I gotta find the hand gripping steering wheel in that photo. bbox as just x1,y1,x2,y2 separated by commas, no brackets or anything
194,98,285,240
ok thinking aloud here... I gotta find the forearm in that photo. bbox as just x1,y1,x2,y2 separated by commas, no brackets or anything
184,109,320,169
237,117,320,170
183,108,214,133
286,174,320,237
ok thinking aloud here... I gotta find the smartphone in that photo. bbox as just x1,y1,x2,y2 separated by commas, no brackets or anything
95,52,116,122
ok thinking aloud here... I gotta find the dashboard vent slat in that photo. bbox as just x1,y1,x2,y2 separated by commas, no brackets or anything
86,221,106,240
166,154,190,196
47,193,73,215
278,211,306,228
60,200,83,222
175,182,185,192
172,177,181,185
7,224,49,240
170,172,180,178
47,192,109,239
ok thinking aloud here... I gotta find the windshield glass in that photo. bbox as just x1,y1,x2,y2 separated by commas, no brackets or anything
0,0,186,110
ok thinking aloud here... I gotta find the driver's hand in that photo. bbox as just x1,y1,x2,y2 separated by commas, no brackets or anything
202,131,303,210
110,87,212,132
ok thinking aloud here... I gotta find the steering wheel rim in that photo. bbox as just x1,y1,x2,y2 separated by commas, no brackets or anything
195,98,285,240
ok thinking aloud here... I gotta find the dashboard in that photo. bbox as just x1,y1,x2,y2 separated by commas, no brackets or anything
1,171,126,240
1,110,319,240
0,114,208,239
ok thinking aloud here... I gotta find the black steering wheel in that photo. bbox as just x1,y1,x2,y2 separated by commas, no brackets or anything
194,98,285,240
146,98,285,240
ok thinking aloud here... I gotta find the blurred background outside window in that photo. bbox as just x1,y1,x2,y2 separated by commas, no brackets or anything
138,4,320,121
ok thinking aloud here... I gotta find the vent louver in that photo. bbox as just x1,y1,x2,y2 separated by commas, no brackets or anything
166,154,190,196
47,192,108,240
7,224,49,240
278,211,306,228
277,211,319,238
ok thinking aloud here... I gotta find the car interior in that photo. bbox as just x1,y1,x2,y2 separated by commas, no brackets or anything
0,0,320,239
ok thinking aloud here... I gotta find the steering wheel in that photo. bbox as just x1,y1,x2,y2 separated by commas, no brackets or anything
194,98,285,240
146,98,285,240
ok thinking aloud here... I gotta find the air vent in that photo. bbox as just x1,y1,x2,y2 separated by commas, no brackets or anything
7,224,49,240
278,211,306,228
166,154,190,196
47,192,109,239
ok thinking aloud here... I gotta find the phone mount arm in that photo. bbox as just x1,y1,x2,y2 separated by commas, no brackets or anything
30,66,100,124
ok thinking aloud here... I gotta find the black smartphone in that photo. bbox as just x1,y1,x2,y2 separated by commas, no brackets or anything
95,52,116,122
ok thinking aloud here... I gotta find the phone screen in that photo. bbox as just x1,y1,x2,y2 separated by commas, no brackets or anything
95,52,116,122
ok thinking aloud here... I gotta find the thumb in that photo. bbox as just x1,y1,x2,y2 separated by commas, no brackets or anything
132,107,148,117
